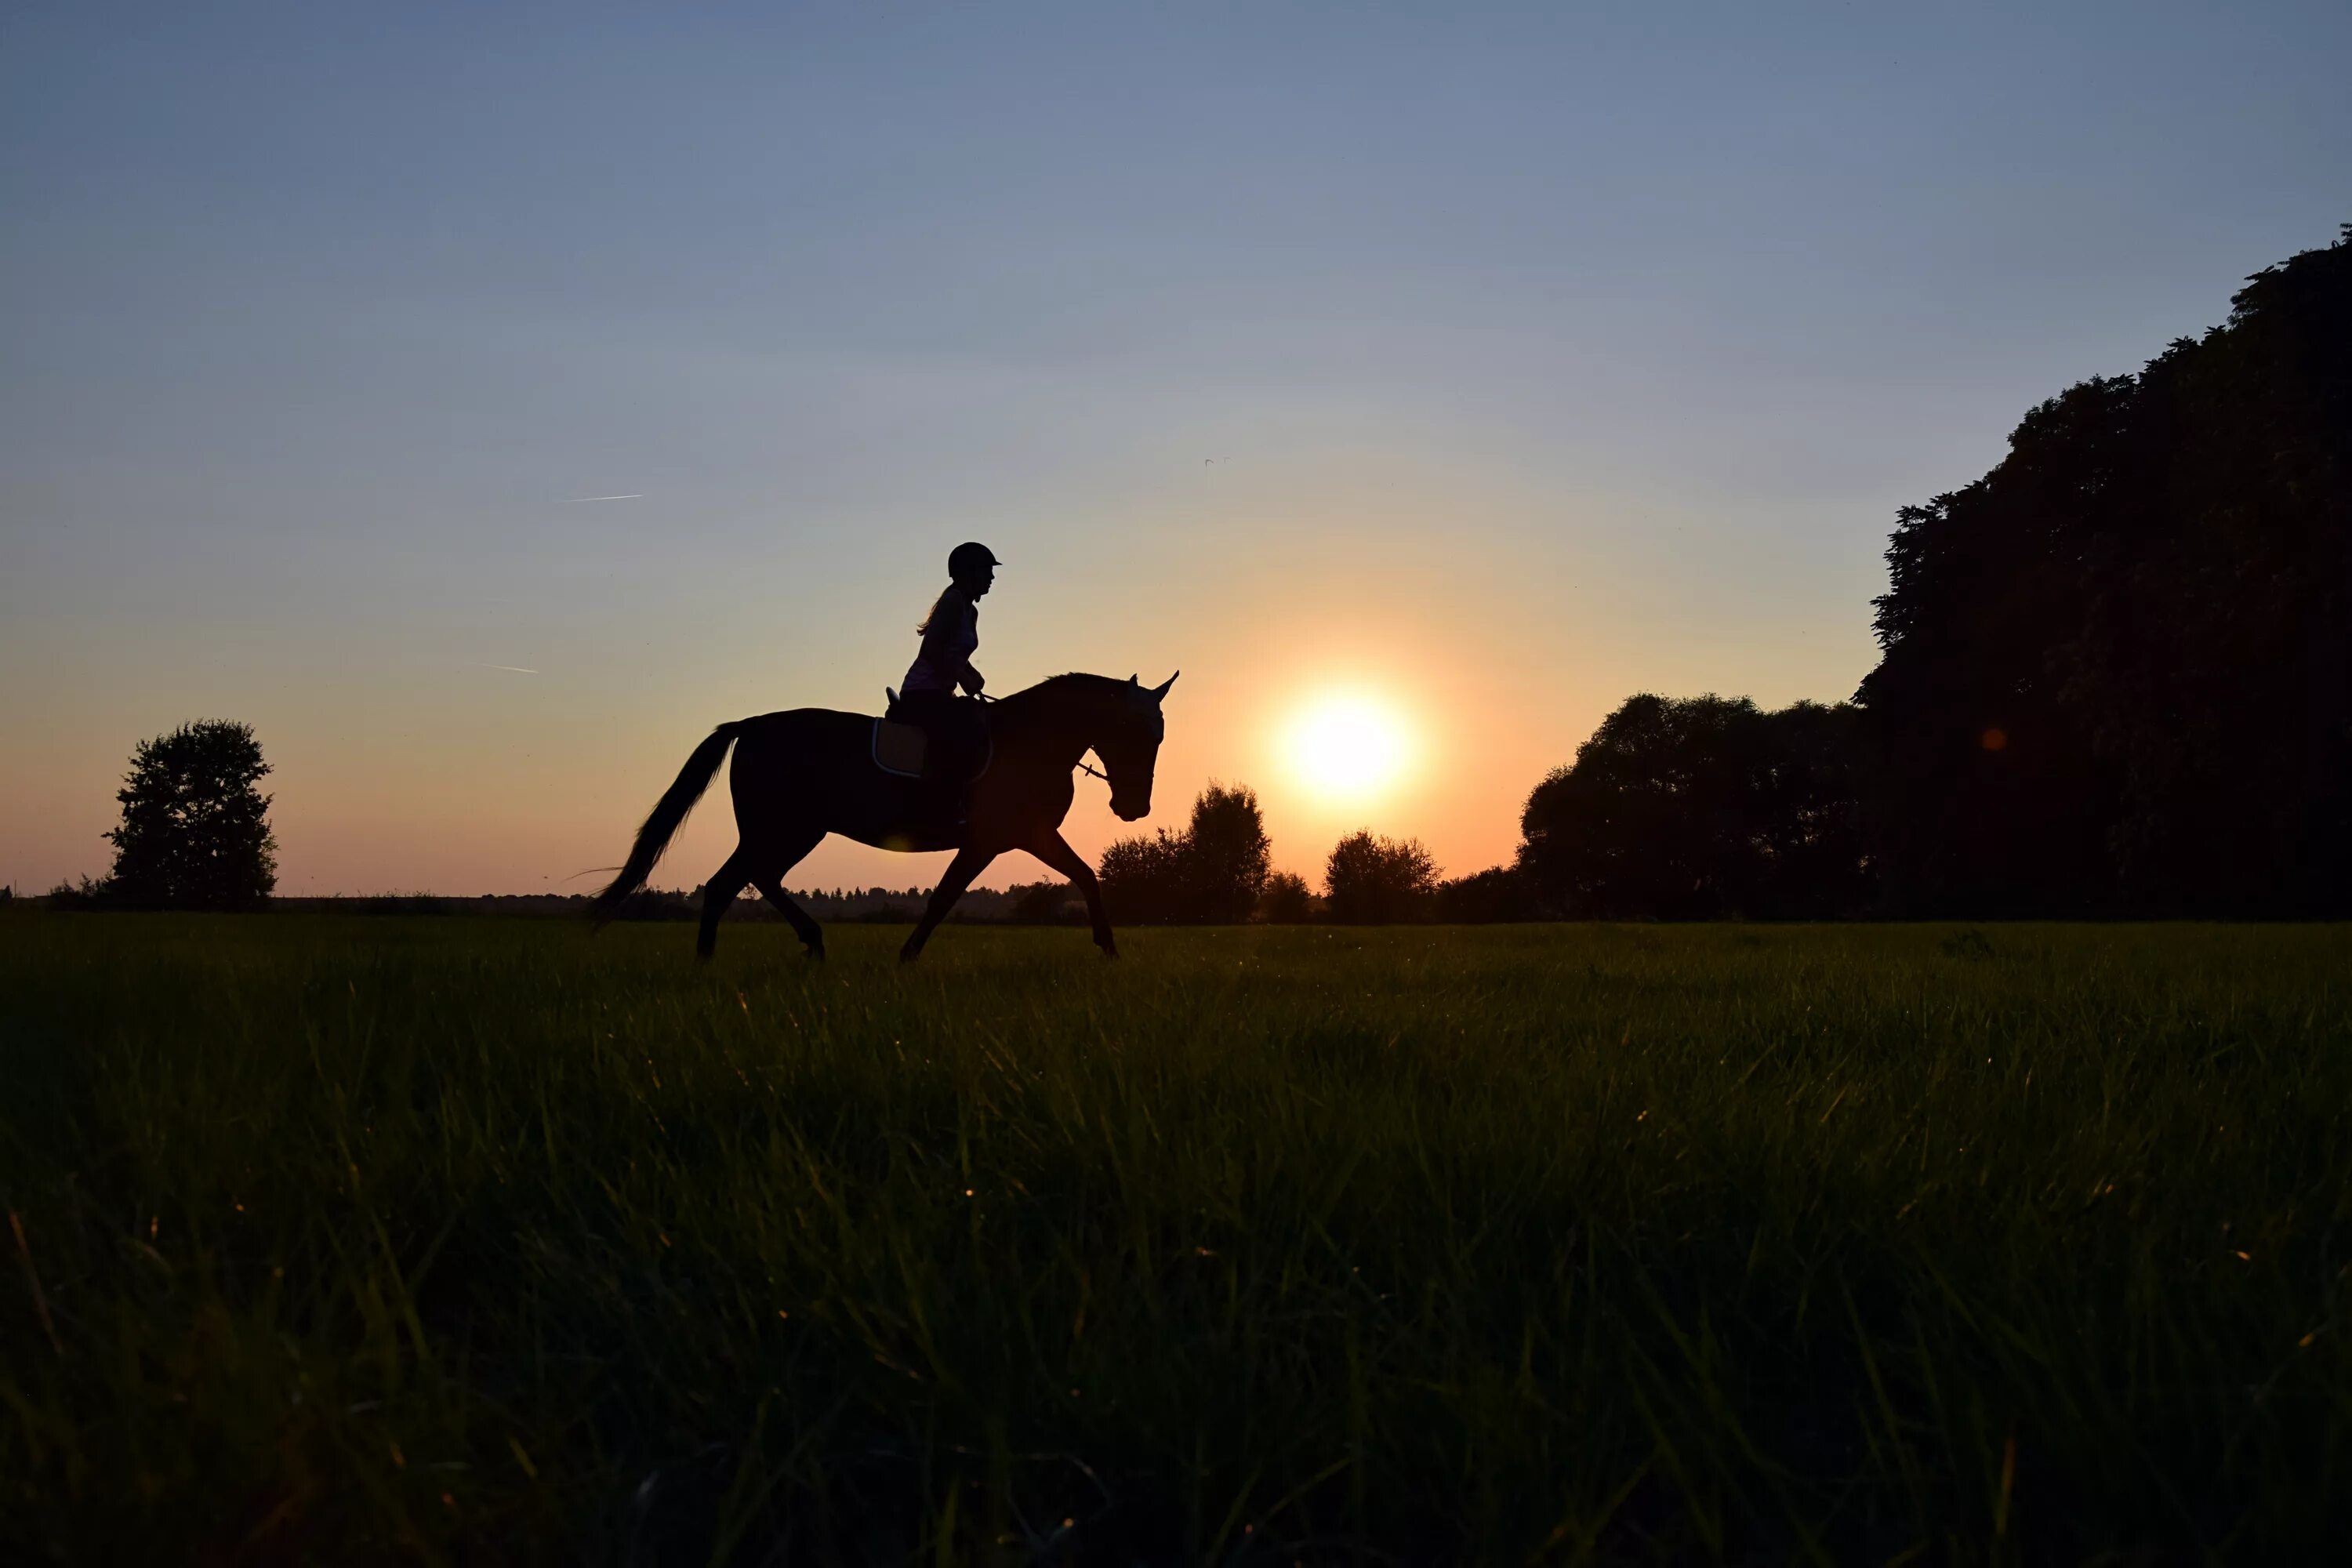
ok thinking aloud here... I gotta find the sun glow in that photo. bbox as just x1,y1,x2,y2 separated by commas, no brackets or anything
1287,694,1412,800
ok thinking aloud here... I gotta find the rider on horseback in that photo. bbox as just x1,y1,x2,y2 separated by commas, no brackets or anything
895,541,998,830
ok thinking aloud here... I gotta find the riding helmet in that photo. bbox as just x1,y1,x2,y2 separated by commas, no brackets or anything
949,541,1000,579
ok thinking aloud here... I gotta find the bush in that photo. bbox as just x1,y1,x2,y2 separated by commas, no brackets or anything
1004,880,1087,924
1324,831,1438,924
602,888,699,922
353,895,456,917
1436,865,1542,923
1099,782,1272,924
1098,831,1192,924
44,877,114,911
1256,870,1316,923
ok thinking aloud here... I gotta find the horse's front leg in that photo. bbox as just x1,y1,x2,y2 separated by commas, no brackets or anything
1025,829,1116,958
899,847,996,963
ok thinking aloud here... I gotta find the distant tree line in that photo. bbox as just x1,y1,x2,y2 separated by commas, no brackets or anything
1073,789,1488,927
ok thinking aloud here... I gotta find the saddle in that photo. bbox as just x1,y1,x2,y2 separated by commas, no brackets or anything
874,688,991,782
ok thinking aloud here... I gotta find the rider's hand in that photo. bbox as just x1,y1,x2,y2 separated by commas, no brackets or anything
964,669,986,695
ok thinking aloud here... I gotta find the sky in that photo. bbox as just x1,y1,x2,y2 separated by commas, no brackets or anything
3,2,2347,897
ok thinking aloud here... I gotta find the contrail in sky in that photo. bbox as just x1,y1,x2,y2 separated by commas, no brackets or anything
558,492,644,503
482,665,540,675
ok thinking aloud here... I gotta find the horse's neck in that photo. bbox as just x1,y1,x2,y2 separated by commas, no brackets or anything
1004,681,1111,766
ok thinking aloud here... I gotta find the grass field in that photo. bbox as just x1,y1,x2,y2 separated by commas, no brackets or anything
2,914,2347,1563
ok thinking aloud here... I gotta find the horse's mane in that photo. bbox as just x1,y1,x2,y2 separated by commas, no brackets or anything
993,672,1131,715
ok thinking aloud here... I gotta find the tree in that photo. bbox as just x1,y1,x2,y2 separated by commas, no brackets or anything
1181,782,1273,922
1098,829,1192,924
1859,224,2352,915
1435,865,1541,923
103,720,278,909
1256,870,1315,923
1004,880,1085,924
1518,695,1766,920
1098,782,1272,924
1323,831,1437,924
1515,694,1873,919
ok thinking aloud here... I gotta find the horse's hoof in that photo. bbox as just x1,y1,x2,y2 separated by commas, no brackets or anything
804,946,826,962
898,946,920,964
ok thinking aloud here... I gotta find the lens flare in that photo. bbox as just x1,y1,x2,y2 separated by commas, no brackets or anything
1289,695,1410,800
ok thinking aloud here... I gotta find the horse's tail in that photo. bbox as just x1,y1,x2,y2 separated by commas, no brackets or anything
591,721,744,927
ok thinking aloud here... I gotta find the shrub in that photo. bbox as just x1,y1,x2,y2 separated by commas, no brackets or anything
1436,865,1543,922
1005,880,1087,924
1256,870,1316,923
1324,831,1438,924
1099,782,1273,924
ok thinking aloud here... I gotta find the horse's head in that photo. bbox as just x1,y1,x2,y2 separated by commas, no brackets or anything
1097,672,1177,821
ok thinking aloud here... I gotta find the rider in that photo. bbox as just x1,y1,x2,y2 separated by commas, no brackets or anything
897,542,999,829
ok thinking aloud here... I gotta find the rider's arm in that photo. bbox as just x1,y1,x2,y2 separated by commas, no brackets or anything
959,662,985,695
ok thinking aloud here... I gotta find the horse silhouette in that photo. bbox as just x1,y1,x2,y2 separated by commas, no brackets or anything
593,671,1177,961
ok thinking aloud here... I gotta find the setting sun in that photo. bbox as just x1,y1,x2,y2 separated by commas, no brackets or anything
1288,694,1413,800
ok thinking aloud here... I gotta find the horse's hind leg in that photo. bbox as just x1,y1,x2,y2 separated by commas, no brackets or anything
750,827,829,959
698,847,753,960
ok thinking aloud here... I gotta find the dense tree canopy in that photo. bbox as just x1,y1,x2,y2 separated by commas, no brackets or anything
1434,865,1541,923
1859,225,2352,914
103,720,278,909
1516,695,1872,919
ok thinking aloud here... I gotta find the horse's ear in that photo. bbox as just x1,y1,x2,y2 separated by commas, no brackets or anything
1151,671,1179,701
1128,673,1139,686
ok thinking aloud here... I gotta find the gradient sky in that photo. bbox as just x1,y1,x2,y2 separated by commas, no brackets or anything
5,2,2347,897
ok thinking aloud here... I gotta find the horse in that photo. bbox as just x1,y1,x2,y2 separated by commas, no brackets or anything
592,671,1177,962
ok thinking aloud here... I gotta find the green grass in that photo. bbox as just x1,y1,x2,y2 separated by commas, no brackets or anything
2,914,2347,1563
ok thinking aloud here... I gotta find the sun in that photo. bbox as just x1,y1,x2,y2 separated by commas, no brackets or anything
1288,694,1411,800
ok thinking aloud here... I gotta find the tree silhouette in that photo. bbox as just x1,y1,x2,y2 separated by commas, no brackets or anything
1860,224,2352,915
1435,866,1540,923
1098,831,1189,924
1098,782,1272,924
1255,870,1316,923
1516,694,1872,919
1323,831,1436,924
1004,880,1085,924
104,720,278,909
1181,782,1273,922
